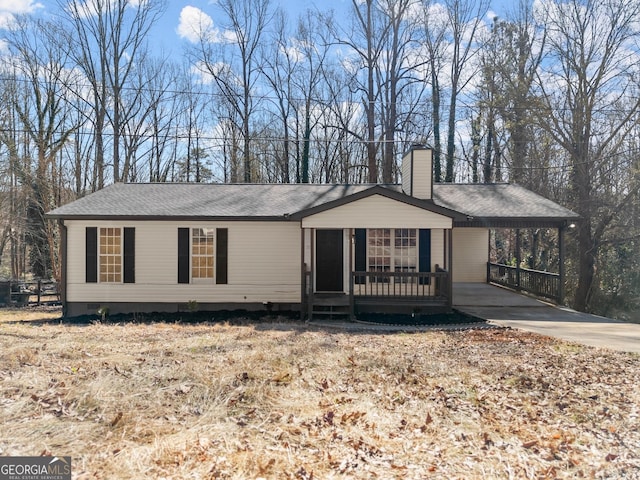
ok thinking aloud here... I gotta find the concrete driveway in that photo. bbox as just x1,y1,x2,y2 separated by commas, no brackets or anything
454,283,640,353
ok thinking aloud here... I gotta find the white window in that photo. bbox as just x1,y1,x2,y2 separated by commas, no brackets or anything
99,227,121,283
394,228,417,278
191,228,215,281
368,228,391,276
367,228,418,282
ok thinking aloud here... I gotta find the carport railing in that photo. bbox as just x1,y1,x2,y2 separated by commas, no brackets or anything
488,263,560,303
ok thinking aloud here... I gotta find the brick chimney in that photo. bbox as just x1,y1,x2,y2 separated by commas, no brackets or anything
401,145,433,200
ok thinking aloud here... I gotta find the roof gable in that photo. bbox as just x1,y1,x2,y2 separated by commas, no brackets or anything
301,191,454,229
291,185,463,221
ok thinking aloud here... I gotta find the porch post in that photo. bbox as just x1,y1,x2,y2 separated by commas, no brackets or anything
349,228,355,321
558,225,565,305
515,229,522,290
447,228,453,309
308,228,315,321
300,227,305,320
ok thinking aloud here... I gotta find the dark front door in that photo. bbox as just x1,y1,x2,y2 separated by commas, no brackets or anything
316,229,344,292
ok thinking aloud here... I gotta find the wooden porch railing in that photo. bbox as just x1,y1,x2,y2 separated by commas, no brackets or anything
350,271,450,302
488,262,560,303
302,268,452,320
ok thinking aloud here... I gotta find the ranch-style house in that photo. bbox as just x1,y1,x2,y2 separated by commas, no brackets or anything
47,146,579,318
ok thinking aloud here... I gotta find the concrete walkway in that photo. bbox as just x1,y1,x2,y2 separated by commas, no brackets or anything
453,283,640,353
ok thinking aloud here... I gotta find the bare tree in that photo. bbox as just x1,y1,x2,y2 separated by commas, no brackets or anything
420,1,448,181
328,0,391,183
535,0,640,311
259,9,295,183
420,0,488,182
0,72,27,280
378,0,425,182
193,0,272,183
59,0,166,186
443,0,489,182
291,11,333,183
143,60,183,182
2,17,79,279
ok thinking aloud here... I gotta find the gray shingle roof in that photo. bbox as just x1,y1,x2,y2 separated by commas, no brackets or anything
47,182,578,223
432,183,579,220
48,183,377,218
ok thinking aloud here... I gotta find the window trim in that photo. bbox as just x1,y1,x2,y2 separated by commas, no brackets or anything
357,228,430,284
99,227,122,283
86,226,134,284
367,228,418,275
177,227,228,285
191,227,215,284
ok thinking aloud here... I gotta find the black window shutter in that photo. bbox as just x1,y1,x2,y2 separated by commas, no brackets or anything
354,228,367,284
86,227,97,283
216,228,228,284
123,228,135,283
178,228,190,284
419,229,431,285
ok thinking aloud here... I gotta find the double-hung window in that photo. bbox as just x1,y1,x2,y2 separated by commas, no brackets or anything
355,228,430,286
178,227,228,284
394,229,417,281
86,226,135,284
191,228,215,281
99,227,122,282
365,228,421,283
368,228,391,280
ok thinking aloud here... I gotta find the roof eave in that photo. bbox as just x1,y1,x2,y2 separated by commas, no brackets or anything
46,214,295,222
290,185,466,220
454,216,581,228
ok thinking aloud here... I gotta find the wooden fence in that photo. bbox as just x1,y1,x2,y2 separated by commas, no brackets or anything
0,280,60,306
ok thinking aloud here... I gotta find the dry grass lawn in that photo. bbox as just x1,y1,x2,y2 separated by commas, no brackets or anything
0,308,639,479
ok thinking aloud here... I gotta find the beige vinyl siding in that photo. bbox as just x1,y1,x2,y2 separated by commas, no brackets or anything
65,220,301,304
409,148,432,200
302,194,452,229
303,228,312,268
452,228,489,282
430,228,445,270
401,151,412,195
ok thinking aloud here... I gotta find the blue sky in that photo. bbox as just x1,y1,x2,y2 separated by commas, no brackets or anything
2,0,511,56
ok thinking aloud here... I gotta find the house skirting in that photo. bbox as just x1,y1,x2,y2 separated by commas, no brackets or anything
64,301,301,318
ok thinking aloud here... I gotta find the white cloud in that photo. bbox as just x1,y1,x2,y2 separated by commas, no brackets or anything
0,0,42,28
177,5,236,44
0,11,13,28
0,0,42,14
177,6,213,43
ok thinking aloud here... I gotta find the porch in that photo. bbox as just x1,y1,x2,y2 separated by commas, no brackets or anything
304,270,452,320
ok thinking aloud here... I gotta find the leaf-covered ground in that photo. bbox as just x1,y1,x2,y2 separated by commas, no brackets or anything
0,308,638,479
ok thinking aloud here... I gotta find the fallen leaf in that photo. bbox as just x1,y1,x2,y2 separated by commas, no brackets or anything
110,412,123,427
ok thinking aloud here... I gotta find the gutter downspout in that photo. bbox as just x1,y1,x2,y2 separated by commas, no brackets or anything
300,226,305,320
559,224,566,305
59,220,67,317
448,228,453,309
